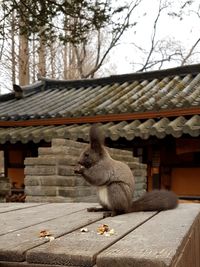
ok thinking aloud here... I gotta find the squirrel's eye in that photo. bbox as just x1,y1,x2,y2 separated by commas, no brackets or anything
84,153,89,157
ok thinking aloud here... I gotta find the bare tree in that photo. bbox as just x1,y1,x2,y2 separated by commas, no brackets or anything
131,0,200,72
38,28,47,77
137,0,168,71
18,0,30,85
0,0,141,90
11,10,16,84
1,0,200,94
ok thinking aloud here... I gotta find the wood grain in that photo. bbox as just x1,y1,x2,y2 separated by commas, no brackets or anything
0,203,92,235
97,204,200,267
26,212,156,266
0,207,103,262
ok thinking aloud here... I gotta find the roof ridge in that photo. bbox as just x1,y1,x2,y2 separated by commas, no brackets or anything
41,63,200,89
1,63,200,98
0,80,45,100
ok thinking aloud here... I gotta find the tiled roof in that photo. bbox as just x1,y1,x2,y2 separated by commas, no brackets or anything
0,64,200,142
0,115,199,144
1,64,200,121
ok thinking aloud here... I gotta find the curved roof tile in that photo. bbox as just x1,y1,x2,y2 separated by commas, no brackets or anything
0,64,200,121
0,64,200,141
0,115,199,144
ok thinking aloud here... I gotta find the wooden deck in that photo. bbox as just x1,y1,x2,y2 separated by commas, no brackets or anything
0,202,200,267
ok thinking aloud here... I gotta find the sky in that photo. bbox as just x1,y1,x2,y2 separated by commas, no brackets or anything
111,0,200,74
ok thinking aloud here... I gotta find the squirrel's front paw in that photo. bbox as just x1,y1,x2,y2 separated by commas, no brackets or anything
74,165,84,174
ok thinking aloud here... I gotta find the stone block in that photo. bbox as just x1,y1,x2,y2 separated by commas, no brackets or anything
128,162,147,170
25,176,68,187
52,138,87,149
135,182,147,190
51,138,69,147
107,147,133,156
132,169,147,177
74,194,97,203
58,166,75,176
25,195,74,203
110,154,139,163
24,157,59,166
58,186,94,198
25,175,87,187
133,189,146,199
25,186,57,196
39,146,81,156
75,176,89,186
24,166,57,175
134,175,146,183
52,146,80,156
57,156,77,166
0,177,10,199
38,147,52,155
26,194,97,203
24,176,39,186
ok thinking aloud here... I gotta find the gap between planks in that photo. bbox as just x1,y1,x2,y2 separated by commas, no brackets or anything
0,203,94,237
92,212,159,264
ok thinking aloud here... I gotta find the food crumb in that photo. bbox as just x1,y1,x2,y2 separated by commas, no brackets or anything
97,224,115,236
80,227,89,233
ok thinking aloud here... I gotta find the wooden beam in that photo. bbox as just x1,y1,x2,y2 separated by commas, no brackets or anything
0,107,199,127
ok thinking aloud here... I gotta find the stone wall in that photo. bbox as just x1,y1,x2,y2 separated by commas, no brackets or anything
24,138,147,202
0,151,10,202
0,177,10,202
0,151,4,177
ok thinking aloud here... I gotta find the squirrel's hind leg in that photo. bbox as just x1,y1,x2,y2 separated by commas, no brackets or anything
87,206,113,218
87,207,109,212
107,182,132,214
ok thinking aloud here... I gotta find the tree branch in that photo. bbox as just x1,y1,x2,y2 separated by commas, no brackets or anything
181,37,200,66
138,0,168,72
84,0,143,78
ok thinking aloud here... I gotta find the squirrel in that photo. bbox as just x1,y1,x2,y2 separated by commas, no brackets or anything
74,125,178,217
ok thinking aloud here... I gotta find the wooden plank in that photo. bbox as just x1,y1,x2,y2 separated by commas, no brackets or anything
0,203,92,235
0,262,80,267
0,203,45,214
172,213,200,267
97,204,200,267
26,211,156,267
0,209,103,263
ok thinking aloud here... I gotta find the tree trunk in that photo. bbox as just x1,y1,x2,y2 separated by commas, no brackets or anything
50,42,56,78
69,44,77,79
63,43,68,79
38,33,46,77
19,32,29,86
18,2,29,86
11,10,16,84
32,34,36,83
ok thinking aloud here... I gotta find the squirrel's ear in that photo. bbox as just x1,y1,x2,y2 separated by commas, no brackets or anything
89,125,104,154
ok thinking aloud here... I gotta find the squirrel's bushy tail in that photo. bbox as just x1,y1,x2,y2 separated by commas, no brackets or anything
131,190,178,212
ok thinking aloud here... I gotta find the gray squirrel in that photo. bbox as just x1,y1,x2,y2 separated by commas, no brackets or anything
75,125,178,217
